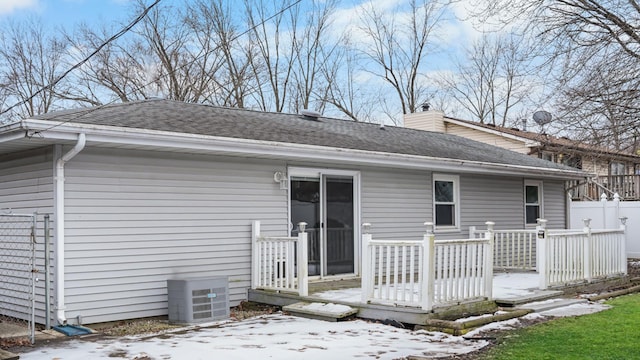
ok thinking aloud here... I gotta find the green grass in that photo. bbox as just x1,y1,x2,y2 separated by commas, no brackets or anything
478,293,640,360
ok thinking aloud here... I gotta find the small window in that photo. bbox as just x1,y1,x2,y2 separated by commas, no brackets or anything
524,180,543,225
610,162,626,176
541,152,554,162
434,174,459,229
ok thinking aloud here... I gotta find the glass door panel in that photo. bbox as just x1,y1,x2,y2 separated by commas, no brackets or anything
290,177,321,276
324,175,354,275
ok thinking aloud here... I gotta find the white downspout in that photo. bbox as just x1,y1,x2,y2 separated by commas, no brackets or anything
55,133,86,325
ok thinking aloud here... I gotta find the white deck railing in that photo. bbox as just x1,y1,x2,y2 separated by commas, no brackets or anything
361,222,494,311
251,221,308,296
470,227,537,270
537,218,627,289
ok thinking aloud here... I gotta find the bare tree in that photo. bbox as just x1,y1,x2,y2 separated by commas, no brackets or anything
244,0,297,112
133,0,222,102
321,37,377,122
0,18,70,121
437,33,531,126
357,0,446,117
66,24,154,104
471,0,640,148
185,0,252,108
288,0,339,113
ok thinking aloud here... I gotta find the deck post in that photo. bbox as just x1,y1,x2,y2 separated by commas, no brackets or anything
297,222,309,297
422,222,435,311
251,221,261,290
536,219,548,289
484,221,495,299
583,218,592,283
620,217,628,274
469,225,476,238
361,223,372,304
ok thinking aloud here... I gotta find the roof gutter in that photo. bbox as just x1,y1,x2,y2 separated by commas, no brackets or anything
54,133,86,325
19,120,586,180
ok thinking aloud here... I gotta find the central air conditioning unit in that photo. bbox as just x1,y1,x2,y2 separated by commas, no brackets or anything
167,277,229,324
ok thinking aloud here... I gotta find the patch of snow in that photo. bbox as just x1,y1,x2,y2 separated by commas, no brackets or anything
539,302,611,317
492,272,539,298
19,314,489,360
300,302,353,314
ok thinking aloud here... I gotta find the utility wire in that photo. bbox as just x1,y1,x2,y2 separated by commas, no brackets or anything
25,0,304,136
0,0,162,118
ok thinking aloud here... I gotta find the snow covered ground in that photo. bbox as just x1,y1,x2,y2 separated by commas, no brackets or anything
17,273,610,359
19,300,610,360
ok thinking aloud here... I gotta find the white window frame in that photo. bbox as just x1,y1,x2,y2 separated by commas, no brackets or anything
524,180,543,227
433,174,460,232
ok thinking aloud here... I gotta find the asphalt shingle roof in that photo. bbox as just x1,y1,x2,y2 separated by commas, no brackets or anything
33,99,578,171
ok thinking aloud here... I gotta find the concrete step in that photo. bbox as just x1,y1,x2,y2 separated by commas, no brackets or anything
495,290,564,307
283,302,358,322
516,298,588,313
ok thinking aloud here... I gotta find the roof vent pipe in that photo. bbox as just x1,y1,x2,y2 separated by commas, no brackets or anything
299,109,322,120
421,103,430,111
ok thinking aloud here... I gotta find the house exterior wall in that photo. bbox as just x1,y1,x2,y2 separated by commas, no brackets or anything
52,147,569,324
445,123,528,154
0,147,55,325
62,148,289,324
459,174,525,231
360,168,431,240
0,147,54,213
544,180,568,229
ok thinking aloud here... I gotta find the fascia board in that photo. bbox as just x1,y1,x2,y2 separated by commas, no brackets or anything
22,120,587,180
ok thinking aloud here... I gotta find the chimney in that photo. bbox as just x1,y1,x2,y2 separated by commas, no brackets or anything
403,108,446,133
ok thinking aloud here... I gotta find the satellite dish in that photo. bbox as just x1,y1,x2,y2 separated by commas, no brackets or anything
532,111,553,126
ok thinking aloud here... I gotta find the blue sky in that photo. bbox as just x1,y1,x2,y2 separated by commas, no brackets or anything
0,0,136,29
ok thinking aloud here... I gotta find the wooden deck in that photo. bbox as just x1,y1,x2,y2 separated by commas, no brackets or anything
249,277,499,325
249,273,630,325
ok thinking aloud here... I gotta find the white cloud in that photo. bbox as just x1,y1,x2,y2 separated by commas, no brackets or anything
0,0,40,15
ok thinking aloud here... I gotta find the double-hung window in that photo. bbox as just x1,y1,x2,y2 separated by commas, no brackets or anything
524,180,543,225
433,174,459,230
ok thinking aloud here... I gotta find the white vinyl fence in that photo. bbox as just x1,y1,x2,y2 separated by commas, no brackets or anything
361,222,494,311
570,193,640,258
251,221,309,296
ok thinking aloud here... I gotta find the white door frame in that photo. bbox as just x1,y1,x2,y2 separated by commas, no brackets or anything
287,166,361,278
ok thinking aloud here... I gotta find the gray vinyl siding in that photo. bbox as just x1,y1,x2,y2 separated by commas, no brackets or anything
543,180,567,229
0,147,54,325
361,168,430,239
460,174,526,233
0,147,54,213
62,148,288,324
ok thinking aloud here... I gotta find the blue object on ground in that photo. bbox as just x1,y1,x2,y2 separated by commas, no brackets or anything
52,325,93,336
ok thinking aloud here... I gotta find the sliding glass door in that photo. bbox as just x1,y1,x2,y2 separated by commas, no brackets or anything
290,170,358,277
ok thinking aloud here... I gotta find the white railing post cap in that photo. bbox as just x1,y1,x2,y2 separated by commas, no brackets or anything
620,217,628,226
424,222,434,234
298,222,307,233
600,193,608,202
362,223,371,234
485,221,495,229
